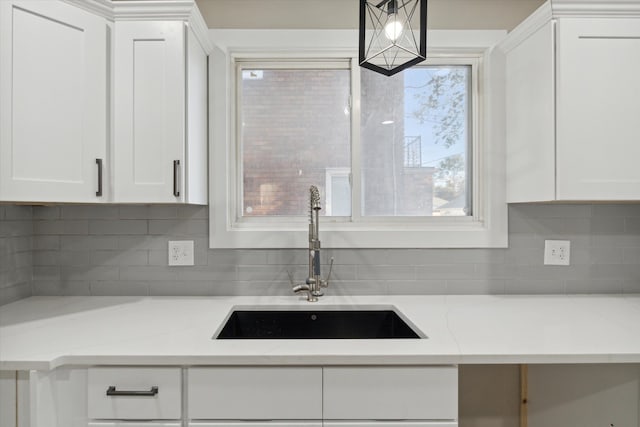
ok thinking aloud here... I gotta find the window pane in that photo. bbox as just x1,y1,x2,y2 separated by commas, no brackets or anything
361,66,472,217
240,68,351,217
325,168,351,216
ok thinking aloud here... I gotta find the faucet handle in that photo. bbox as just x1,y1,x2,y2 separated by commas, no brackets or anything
321,257,334,288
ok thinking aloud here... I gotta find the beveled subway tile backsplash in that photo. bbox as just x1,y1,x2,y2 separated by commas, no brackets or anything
0,205,33,305
1,203,640,304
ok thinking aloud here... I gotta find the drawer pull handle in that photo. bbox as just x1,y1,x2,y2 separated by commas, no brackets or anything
106,386,159,397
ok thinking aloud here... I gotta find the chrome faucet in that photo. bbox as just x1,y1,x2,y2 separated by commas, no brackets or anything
291,185,333,302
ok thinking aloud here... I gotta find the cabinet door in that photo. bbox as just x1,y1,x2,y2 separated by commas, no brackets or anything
114,21,185,203
556,18,640,200
88,423,181,427
325,423,457,427
0,0,108,203
88,367,181,420
323,367,458,421
188,367,322,420
188,423,322,427
184,26,208,205
0,371,16,427
505,21,556,203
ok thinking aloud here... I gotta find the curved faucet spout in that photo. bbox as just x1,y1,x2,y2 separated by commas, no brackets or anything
293,283,317,302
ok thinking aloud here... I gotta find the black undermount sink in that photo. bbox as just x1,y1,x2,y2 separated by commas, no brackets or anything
215,309,422,339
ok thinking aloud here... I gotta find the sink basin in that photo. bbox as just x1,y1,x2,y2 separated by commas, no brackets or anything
215,308,423,339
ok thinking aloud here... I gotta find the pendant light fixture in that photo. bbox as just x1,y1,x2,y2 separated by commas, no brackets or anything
359,0,427,76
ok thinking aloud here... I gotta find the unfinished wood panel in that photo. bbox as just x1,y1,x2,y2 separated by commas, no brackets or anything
458,365,520,427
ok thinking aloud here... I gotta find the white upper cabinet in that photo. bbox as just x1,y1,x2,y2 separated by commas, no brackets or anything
556,18,640,200
0,0,210,204
112,10,209,204
502,0,640,202
185,26,208,206
0,0,108,203
113,21,186,203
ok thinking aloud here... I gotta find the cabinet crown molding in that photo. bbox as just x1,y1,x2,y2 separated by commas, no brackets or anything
499,0,640,52
62,0,213,53
551,0,640,17
64,0,193,20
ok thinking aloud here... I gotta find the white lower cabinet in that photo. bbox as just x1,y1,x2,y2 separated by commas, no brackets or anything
188,367,458,427
8,366,458,427
325,423,457,427
88,424,181,427
187,424,452,427
323,367,458,421
188,423,321,427
188,367,322,420
0,371,17,427
88,367,181,421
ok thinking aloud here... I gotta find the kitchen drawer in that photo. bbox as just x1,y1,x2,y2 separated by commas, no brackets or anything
89,423,181,427
323,366,458,420
188,367,322,419
325,423,457,427
88,367,181,420
189,423,322,427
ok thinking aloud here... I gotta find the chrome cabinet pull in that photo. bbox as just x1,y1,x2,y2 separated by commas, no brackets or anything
106,386,158,397
173,160,180,197
96,159,103,197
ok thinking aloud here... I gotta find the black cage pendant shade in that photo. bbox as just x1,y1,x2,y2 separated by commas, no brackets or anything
359,0,427,76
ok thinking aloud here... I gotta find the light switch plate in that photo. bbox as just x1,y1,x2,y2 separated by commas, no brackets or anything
168,240,194,266
544,240,570,266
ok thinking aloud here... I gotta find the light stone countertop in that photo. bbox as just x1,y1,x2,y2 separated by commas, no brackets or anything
1,294,639,370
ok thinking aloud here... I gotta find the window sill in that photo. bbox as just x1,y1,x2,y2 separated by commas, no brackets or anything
210,216,507,248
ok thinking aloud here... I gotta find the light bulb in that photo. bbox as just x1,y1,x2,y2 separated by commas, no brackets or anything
384,15,404,41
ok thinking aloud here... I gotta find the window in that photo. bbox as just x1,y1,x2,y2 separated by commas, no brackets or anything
237,62,471,220
238,63,351,218
209,30,507,248
360,65,471,217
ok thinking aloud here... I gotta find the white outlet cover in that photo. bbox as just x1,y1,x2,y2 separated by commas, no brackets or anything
168,240,194,266
544,240,570,266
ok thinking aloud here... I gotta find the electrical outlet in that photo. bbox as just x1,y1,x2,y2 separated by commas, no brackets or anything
168,240,194,266
544,240,570,266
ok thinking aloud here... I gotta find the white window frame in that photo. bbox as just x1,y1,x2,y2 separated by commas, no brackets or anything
208,29,507,248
